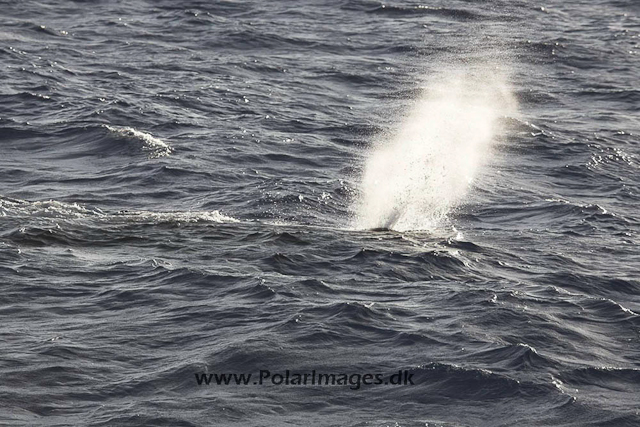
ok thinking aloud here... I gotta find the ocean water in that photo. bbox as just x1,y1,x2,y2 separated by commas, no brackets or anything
1,0,639,426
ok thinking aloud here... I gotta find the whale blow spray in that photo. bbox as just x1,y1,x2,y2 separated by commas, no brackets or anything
354,64,517,232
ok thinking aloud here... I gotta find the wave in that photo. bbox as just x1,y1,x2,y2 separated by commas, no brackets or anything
111,209,238,224
0,123,172,161
367,4,483,21
0,196,237,224
0,196,102,218
104,125,172,158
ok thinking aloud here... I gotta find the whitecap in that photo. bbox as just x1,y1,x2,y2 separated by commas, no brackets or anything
104,125,172,158
0,196,238,225
0,196,103,218
112,210,239,224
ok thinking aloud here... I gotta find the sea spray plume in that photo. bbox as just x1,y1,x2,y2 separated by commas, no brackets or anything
353,64,517,232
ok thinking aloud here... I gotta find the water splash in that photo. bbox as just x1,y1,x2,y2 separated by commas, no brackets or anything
353,63,517,232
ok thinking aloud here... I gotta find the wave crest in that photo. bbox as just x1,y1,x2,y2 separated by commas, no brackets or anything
104,125,172,158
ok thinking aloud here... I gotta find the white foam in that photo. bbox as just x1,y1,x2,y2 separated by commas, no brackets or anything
353,63,517,232
0,197,103,218
0,196,238,224
113,210,239,224
104,125,172,158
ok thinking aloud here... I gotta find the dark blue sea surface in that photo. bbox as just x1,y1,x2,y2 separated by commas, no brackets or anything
1,0,639,426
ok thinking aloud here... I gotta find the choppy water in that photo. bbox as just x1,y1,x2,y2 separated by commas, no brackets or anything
1,0,640,426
